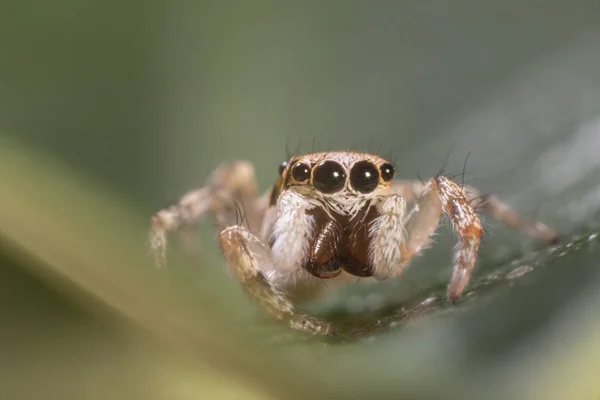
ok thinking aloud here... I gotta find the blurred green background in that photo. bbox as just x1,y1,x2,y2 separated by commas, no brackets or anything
1,1,600,399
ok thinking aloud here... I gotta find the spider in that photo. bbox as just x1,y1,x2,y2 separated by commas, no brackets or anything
150,151,558,335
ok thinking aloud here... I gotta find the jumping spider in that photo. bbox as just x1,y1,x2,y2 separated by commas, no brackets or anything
150,152,558,335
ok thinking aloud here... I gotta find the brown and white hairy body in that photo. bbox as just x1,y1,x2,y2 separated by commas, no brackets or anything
150,151,558,335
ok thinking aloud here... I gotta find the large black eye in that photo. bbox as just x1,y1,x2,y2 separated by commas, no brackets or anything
350,161,379,193
278,161,288,176
380,163,395,182
313,161,346,193
291,162,311,182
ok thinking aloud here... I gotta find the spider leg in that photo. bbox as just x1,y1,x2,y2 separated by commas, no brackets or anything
219,226,334,335
463,185,559,244
388,177,483,301
432,177,484,300
392,179,559,244
150,161,267,268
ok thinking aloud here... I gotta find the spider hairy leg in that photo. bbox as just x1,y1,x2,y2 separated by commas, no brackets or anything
432,177,484,301
399,182,444,263
391,177,559,299
392,179,559,244
464,186,559,244
150,186,212,268
219,226,335,335
389,177,483,301
149,161,264,269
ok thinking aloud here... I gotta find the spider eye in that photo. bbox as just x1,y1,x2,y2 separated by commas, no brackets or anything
278,161,288,176
380,163,395,182
291,162,311,182
313,161,346,194
350,161,379,193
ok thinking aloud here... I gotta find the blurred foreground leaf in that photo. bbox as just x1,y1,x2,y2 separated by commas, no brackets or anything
0,136,335,399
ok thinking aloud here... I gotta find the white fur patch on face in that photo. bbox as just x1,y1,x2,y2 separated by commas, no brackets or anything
304,185,385,223
368,194,407,279
270,190,315,284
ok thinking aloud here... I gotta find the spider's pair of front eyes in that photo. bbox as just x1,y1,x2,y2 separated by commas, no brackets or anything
279,160,395,194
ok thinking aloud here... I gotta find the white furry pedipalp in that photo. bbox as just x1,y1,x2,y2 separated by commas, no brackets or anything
368,194,407,279
270,190,315,285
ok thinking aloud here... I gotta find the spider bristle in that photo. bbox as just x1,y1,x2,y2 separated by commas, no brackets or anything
240,199,253,232
365,136,375,154
469,194,491,213
231,198,251,232
435,162,449,179
233,199,242,226
461,150,474,190
284,138,292,159
415,170,426,186
376,142,384,157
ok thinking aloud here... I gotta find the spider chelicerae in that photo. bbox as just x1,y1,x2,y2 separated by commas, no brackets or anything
150,151,558,335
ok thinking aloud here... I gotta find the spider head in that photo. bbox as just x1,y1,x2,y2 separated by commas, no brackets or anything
272,152,395,217
268,151,397,279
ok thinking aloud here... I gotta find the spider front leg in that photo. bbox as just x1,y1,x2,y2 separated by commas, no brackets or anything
392,180,559,244
150,161,265,268
429,177,484,300
219,226,334,335
218,189,338,335
390,177,559,300
371,177,484,301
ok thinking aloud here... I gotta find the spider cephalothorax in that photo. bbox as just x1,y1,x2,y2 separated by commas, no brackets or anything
270,152,398,280
150,151,558,335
